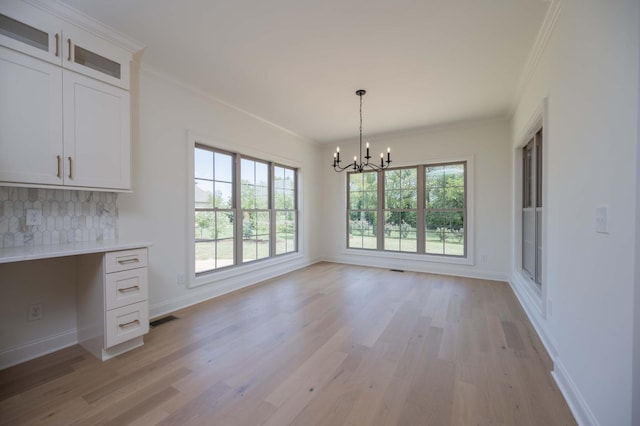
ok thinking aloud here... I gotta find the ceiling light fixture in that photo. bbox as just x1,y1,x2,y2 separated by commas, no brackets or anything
332,89,391,173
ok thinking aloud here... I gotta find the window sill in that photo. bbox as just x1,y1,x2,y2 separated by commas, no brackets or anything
343,248,473,266
191,252,303,288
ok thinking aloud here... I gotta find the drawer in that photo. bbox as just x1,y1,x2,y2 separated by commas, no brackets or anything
105,301,149,348
105,268,148,310
105,248,148,273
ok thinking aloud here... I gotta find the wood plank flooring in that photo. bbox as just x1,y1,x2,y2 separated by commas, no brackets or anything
0,262,576,425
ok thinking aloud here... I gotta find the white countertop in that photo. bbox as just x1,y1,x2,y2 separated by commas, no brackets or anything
0,240,152,264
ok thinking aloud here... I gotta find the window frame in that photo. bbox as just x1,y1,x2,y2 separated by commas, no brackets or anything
188,134,301,288
522,128,543,285
345,157,473,265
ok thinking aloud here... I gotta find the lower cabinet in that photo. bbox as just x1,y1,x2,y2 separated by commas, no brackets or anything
77,247,149,361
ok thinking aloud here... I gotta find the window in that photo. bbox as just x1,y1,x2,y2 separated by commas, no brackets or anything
384,168,418,252
425,163,466,256
522,128,543,285
194,148,235,273
347,171,377,249
194,144,298,275
347,161,467,258
273,165,297,255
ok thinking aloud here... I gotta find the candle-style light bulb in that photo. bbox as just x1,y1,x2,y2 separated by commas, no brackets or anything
366,142,369,148
387,147,391,163
380,152,384,167
336,147,340,162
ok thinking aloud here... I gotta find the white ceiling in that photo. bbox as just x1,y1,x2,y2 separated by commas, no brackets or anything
59,0,548,143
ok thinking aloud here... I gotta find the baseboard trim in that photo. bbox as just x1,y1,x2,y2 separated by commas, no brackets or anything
149,257,319,320
508,275,557,358
320,255,509,283
552,358,599,426
0,328,78,370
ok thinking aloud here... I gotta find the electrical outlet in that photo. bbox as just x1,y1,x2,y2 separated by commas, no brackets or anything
26,209,42,226
28,303,43,321
177,272,186,287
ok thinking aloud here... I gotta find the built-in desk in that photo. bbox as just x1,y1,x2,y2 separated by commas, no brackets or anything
0,240,152,362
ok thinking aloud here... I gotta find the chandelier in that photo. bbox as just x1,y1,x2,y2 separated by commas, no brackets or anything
332,89,391,173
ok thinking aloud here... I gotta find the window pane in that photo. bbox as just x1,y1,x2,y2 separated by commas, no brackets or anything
195,210,235,273
276,211,296,255
426,166,444,187
256,162,269,186
384,211,417,252
386,189,402,209
195,241,216,274
348,211,377,249
242,211,270,262
215,182,233,208
426,187,444,208
195,179,213,208
241,159,255,184
443,212,464,256
241,183,254,209
426,211,445,254
444,185,464,209
194,148,213,180
215,152,233,182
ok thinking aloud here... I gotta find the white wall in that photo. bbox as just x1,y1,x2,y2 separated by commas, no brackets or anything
320,119,511,281
0,257,77,368
118,66,321,319
510,0,639,424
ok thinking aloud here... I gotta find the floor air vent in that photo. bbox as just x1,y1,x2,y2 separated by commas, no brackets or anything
150,315,179,327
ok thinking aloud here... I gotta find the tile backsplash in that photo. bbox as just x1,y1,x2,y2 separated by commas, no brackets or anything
0,187,118,249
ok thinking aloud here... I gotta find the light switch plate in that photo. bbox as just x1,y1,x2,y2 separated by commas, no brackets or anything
595,205,609,234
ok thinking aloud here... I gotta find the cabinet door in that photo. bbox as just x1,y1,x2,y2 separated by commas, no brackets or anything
0,2,62,65
0,46,63,185
63,71,131,190
62,25,130,90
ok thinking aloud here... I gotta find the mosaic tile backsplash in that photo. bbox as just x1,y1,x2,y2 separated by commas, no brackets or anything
0,187,118,249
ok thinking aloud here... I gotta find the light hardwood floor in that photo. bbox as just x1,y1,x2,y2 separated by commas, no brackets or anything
0,262,575,425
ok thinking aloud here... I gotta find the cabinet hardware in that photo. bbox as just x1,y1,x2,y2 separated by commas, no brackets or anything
56,155,61,178
54,33,59,57
118,319,139,328
118,286,140,293
117,257,139,265
67,38,71,61
68,157,73,178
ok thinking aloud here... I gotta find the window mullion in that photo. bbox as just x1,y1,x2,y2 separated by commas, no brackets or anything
234,153,242,266
377,170,384,251
416,165,426,254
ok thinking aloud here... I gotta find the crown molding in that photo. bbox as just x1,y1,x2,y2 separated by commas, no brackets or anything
140,64,317,145
24,0,145,53
510,0,562,113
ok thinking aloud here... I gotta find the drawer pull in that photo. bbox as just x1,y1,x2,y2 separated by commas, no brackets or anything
67,38,72,61
54,33,59,57
117,257,139,265
118,285,139,293
119,320,139,328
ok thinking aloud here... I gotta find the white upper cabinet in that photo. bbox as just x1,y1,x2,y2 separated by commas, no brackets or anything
0,2,61,65
62,23,130,90
0,0,141,191
0,46,63,185
63,71,131,189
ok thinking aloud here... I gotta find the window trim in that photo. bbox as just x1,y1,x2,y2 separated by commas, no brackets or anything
513,97,548,318
345,156,474,265
187,132,302,288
